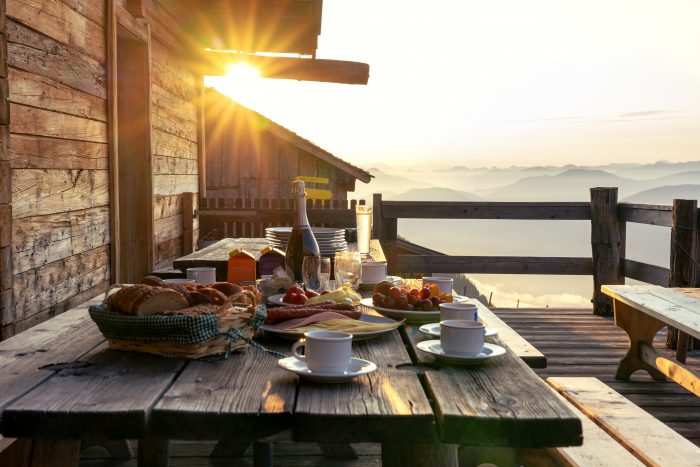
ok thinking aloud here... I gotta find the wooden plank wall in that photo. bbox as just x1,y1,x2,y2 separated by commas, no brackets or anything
0,0,13,340
150,39,199,270
5,0,110,335
204,89,351,200
0,0,201,336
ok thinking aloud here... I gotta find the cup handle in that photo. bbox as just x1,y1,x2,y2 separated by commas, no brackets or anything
291,339,306,360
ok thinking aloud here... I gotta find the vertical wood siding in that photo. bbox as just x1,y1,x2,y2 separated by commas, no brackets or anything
150,39,199,270
204,89,352,202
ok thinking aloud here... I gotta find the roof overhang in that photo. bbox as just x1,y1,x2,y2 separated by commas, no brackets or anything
195,52,370,85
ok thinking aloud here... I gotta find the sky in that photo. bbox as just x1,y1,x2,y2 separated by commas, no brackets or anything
206,0,700,169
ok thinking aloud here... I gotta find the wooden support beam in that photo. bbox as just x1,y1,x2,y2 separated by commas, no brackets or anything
396,255,593,276
639,342,700,396
196,54,370,85
590,187,624,316
183,192,195,255
667,199,699,350
374,193,398,275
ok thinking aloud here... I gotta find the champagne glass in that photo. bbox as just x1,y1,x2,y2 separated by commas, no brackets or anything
334,251,362,290
302,257,331,292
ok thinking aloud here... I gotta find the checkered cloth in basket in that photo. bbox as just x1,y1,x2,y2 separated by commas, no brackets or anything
88,302,267,359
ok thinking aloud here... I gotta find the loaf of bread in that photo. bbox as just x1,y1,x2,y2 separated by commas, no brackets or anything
107,285,188,315
106,277,260,316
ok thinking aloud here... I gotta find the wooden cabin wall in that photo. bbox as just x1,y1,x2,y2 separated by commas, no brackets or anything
5,0,110,335
204,90,350,200
150,38,200,270
0,1,202,337
1,0,12,340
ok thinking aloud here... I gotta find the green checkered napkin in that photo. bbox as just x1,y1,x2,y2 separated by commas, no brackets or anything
88,303,280,358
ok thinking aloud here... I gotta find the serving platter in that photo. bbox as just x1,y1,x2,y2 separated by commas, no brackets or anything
261,314,403,341
359,298,439,324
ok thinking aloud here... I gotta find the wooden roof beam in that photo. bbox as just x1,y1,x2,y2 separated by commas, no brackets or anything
196,53,370,85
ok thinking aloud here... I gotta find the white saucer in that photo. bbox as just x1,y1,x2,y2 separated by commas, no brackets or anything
419,323,498,338
416,340,506,364
278,357,377,383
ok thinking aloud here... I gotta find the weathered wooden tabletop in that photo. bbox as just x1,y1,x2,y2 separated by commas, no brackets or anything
173,238,386,281
0,283,581,466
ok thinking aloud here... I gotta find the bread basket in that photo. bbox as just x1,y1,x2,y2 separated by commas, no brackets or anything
88,288,267,359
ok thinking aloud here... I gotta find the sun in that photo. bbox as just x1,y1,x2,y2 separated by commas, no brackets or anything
204,62,263,104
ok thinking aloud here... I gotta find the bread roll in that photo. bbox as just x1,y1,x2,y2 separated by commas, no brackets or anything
134,289,189,315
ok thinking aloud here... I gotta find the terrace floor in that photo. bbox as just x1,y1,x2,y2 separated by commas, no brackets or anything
79,308,700,466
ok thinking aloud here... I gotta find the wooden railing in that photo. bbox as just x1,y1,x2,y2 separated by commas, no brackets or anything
373,189,699,316
192,189,699,316
198,197,365,240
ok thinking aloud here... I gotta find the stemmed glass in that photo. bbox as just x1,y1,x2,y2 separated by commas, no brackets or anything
302,256,331,292
334,251,362,290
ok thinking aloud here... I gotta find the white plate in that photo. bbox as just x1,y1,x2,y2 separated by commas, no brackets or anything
419,323,498,338
417,340,506,364
261,314,403,341
359,298,439,324
358,276,403,289
278,356,377,383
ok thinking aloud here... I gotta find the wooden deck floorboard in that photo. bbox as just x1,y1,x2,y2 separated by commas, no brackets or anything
78,307,700,465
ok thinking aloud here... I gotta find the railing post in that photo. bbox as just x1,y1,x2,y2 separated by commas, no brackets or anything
183,192,195,254
590,187,624,316
666,199,699,351
373,193,398,274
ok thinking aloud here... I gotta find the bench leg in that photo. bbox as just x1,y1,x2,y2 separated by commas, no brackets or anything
137,437,169,467
614,301,666,381
252,441,272,467
18,438,82,467
381,443,457,467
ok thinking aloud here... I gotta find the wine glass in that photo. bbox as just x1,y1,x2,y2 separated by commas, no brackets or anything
302,257,331,292
334,251,362,290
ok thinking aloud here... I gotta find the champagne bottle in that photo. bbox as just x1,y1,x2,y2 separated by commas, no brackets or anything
285,180,320,282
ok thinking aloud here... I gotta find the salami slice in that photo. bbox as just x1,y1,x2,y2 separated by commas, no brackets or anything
265,303,359,324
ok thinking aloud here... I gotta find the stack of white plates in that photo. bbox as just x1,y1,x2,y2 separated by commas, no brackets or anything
266,227,348,256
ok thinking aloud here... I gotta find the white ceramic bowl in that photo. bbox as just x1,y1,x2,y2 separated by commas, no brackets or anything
361,262,387,284
422,276,454,294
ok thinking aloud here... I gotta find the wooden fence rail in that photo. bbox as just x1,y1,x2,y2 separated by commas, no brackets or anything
198,197,363,240
372,189,700,316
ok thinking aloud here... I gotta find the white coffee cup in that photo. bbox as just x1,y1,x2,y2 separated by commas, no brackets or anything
440,302,478,321
440,320,485,356
422,276,454,295
291,331,353,373
187,267,216,284
361,262,387,284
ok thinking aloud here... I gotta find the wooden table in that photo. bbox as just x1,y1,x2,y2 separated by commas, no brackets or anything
0,291,580,467
173,238,387,281
602,285,700,397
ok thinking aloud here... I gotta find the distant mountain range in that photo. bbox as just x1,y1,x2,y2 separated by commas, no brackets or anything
357,160,700,204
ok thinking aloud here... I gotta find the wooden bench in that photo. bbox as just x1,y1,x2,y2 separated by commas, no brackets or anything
602,285,700,395
535,377,700,466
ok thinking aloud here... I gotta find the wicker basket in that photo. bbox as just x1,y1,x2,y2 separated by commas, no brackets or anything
88,296,266,359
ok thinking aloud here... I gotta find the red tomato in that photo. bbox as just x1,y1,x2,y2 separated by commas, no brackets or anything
290,293,308,305
283,292,295,303
288,286,304,295
320,290,330,295
305,290,319,298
